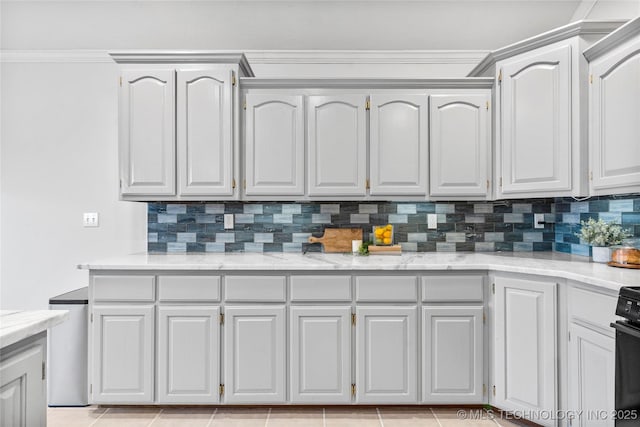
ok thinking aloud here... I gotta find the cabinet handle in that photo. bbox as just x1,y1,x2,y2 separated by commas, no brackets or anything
351,384,356,397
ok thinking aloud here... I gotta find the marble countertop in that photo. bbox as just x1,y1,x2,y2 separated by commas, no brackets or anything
79,252,640,292
0,310,69,349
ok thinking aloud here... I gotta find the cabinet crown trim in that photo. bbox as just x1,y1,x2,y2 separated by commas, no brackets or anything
109,51,254,76
583,17,640,62
239,77,494,89
468,19,626,77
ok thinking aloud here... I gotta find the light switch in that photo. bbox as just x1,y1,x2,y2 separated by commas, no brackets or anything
224,214,234,230
534,213,545,229
428,214,437,229
83,212,99,227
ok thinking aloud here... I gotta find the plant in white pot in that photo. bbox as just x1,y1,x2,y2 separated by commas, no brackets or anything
576,218,631,263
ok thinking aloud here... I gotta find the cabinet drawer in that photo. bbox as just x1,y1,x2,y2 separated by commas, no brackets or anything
355,276,417,302
422,275,484,302
225,276,286,302
290,276,351,301
569,286,618,330
158,276,220,302
93,275,155,302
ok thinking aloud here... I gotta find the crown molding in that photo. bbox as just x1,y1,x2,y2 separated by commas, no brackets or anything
240,77,494,89
108,51,254,76
583,17,640,62
0,50,112,63
244,50,488,65
468,19,627,77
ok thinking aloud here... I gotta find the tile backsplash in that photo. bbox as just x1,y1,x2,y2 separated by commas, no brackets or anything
553,194,640,256
147,200,556,253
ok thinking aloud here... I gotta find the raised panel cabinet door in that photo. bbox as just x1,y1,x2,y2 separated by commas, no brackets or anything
308,95,367,196
355,306,418,403
590,37,640,194
157,306,220,404
500,44,572,196
370,94,428,196
430,93,490,198
422,306,484,404
91,305,154,403
224,306,286,403
494,277,557,427
290,306,352,403
0,340,46,427
177,68,233,196
568,323,615,427
245,94,304,195
120,69,175,196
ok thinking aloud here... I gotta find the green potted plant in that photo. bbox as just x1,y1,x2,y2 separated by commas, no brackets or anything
576,218,631,263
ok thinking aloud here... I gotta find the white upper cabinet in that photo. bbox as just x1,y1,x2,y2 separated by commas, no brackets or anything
244,94,305,196
429,93,490,198
308,95,368,196
177,68,233,197
499,44,572,197
369,94,428,196
587,21,640,195
119,69,176,197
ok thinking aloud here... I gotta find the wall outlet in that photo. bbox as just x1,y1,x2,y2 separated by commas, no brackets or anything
534,213,545,229
224,214,234,230
83,212,99,227
427,214,437,229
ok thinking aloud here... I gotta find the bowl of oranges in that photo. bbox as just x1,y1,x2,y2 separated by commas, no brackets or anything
373,224,394,246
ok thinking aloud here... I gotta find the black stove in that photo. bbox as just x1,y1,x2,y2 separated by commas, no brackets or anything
613,286,640,426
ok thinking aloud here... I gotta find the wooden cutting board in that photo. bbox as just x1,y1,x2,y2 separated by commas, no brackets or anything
308,228,363,253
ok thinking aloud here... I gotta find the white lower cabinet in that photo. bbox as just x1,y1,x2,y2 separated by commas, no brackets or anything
0,336,46,427
422,306,484,403
223,306,286,403
568,322,615,427
493,277,557,427
91,305,155,403
157,306,220,404
355,306,418,403
290,306,352,403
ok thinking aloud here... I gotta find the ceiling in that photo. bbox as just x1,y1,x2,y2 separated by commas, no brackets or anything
0,0,637,50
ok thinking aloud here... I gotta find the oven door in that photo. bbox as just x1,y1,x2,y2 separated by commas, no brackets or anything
612,321,640,426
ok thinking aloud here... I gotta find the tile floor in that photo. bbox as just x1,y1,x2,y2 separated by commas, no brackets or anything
48,406,526,427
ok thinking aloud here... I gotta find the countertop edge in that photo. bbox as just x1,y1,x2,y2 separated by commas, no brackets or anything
0,310,70,350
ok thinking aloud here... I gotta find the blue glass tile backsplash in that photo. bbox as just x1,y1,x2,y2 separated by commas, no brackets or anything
148,200,558,253
553,194,640,256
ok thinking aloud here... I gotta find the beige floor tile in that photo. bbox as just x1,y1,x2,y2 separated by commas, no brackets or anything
378,407,439,427
210,407,270,427
324,407,381,427
433,408,498,426
266,407,324,427
92,407,161,427
47,406,107,427
151,407,216,427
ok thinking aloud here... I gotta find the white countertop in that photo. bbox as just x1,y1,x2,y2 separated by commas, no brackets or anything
0,310,69,349
79,252,640,292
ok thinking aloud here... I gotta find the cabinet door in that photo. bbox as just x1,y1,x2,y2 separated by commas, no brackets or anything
224,306,286,403
308,95,367,196
290,306,352,403
494,277,557,427
568,323,615,427
157,306,220,404
119,69,175,196
500,44,571,196
590,38,640,195
422,306,484,404
370,94,428,196
245,94,304,195
355,306,417,403
91,305,154,403
0,340,46,427
430,93,490,198
177,68,233,196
